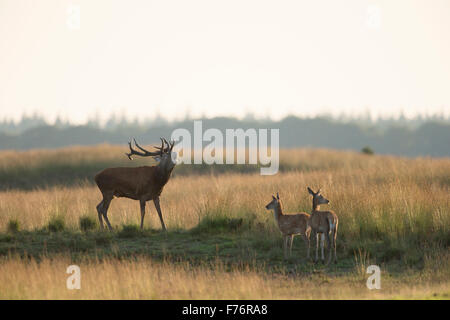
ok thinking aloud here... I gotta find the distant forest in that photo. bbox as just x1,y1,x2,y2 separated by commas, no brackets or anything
0,113,449,157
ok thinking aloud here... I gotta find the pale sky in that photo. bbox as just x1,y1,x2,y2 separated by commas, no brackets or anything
1,0,449,124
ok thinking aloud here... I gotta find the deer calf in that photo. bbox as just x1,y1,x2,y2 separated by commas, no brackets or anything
265,193,311,260
307,187,339,265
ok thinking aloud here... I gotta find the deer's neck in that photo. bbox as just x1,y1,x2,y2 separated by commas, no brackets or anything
153,164,174,189
312,200,320,212
273,203,283,221
156,162,174,178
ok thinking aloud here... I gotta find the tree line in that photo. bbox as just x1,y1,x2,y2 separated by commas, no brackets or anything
0,114,448,157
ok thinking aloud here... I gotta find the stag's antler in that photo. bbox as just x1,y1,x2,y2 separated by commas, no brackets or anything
163,138,175,152
126,138,162,160
154,138,174,153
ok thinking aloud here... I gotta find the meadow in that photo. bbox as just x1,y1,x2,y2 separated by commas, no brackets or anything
0,145,449,299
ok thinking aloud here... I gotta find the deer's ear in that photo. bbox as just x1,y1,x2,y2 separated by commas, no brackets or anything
272,195,276,200
307,187,314,195
153,156,161,163
276,192,280,200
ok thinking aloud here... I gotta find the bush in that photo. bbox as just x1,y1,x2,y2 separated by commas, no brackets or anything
118,224,141,238
79,215,97,232
361,146,374,155
7,219,20,233
47,216,66,232
191,216,244,235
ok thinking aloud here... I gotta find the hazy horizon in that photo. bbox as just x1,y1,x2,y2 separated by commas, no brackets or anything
1,0,450,124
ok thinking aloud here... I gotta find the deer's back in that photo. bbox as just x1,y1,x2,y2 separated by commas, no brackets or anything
277,212,310,236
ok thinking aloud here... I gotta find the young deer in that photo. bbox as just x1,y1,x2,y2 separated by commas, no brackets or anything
307,187,339,265
265,193,311,260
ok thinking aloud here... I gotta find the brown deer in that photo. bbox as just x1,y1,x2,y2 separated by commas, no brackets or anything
307,187,338,264
94,138,176,231
265,193,311,259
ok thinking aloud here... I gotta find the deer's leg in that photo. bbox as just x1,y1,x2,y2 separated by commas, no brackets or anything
289,235,294,257
139,200,146,230
320,233,326,263
283,235,288,259
302,232,310,260
333,228,338,264
326,232,332,265
96,200,105,229
153,197,167,231
314,231,319,262
307,229,311,260
101,195,113,231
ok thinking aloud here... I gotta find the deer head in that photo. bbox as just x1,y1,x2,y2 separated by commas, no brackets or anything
307,187,330,209
126,138,177,171
265,192,281,210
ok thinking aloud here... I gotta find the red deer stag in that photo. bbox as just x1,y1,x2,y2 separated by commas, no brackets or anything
94,138,176,231
307,187,339,264
265,192,311,260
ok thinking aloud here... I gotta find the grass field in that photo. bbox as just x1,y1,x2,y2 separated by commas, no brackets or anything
0,145,449,299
